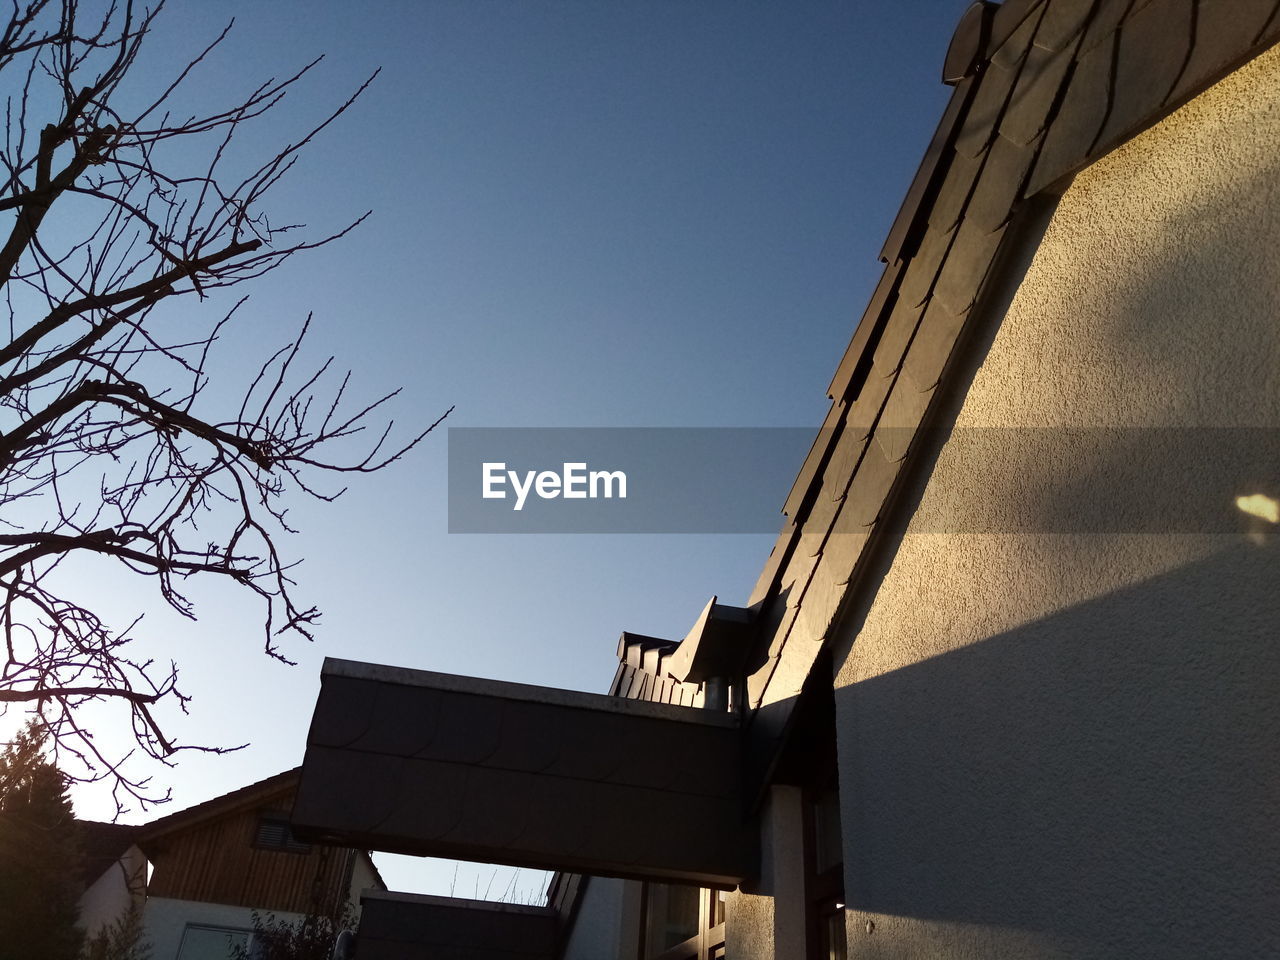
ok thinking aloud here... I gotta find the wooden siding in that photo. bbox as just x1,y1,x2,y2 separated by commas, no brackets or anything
146,787,354,915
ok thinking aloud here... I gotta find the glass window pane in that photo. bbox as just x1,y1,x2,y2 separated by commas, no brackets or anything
644,883,700,954
177,925,250,960
712,888,726,927
822,909,847,960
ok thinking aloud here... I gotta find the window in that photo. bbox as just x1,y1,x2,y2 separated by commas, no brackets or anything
767,652,848,960
641,883,726,960
806,783,846,960
644,883,700,954
176,924,251,960
253,812,312,854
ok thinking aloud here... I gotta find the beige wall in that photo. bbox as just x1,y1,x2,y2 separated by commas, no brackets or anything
348,852,382,918
832,42,1280,960
78,844,148,940
725,786,808,960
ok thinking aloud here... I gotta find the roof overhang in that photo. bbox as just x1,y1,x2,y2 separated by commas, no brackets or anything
292,658,752,888
664,596,754,684
133,768,299,851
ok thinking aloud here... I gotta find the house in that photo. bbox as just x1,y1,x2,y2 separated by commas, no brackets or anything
79,769,383,958
291,1,1280,957
77,820,149,942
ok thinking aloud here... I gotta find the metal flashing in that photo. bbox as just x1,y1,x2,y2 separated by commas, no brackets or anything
944,2,997,84
826,259,905,402
362,889,555,916
879,77,976,265
317,658,732,727
666,596,754,684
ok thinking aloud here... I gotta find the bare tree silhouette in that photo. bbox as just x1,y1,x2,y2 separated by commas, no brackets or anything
0,0,449,811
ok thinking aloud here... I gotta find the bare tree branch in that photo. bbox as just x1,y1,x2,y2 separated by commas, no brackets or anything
0,0,449,814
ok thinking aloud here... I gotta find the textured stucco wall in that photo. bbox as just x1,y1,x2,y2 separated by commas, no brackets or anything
725,786,807,960
725,889,776,960
348,854,381,918
832,41,1280,960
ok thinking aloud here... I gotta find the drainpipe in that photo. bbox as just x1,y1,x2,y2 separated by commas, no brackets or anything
703,676,729,712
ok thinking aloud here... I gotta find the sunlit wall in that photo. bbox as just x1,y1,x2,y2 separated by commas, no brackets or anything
832,41,1280,960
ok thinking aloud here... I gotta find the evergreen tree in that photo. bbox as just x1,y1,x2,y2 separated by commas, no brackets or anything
0,721,84,960
81,903,151,960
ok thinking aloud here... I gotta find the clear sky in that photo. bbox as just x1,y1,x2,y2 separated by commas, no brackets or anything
58,0,968,901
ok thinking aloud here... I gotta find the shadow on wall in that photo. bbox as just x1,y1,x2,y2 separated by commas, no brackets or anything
828,48,1280,960
837,537,1280,958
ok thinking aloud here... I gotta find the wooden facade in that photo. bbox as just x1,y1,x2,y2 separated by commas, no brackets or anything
141,772,357,917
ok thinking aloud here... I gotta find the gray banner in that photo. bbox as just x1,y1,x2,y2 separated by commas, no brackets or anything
448,428,815,533
447,427,1279,534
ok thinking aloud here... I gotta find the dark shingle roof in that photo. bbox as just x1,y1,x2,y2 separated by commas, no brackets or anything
745,0,1280,741
610,631,703,707
135,767,299,846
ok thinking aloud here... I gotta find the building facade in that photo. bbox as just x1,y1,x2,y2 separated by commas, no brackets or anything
80,770,383,959
293,2,1280,957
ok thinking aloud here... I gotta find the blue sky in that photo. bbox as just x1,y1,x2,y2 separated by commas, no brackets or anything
60,0,967,900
